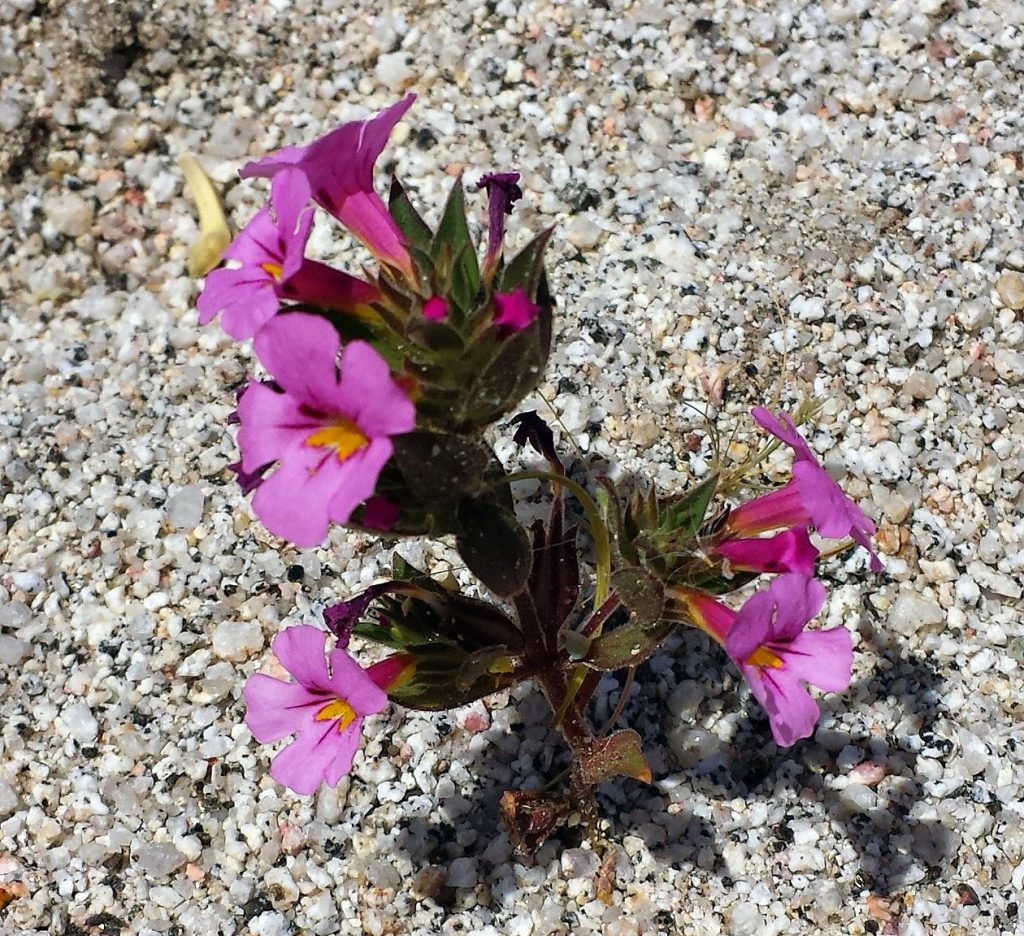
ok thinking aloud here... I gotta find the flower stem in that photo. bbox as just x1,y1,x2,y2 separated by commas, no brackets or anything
503,469,612,611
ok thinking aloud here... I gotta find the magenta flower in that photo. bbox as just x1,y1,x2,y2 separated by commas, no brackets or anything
493,288,541,331
197,168,312,339
245,626,410,794
680,575,853,746
241,95,416,280
714,527,819,576
237,313,416,546
727,407,882,571
197,169,379,340
422,296,449,321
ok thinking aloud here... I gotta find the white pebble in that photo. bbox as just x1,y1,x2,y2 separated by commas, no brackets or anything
212,620,264,661
446,856,478,888
167,486,205,530
0,779,20,817
62,701,99,744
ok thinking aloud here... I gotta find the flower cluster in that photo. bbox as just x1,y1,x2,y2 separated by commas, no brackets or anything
191,97,883,851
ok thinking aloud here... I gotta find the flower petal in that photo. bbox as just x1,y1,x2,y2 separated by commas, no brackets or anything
244,673,321,743
270,625,333,692
335,341,416,435
269,717,348,795
753,664,822,747
236,381,317,474
767,573,827,642
252,313,342,413
250,445,347,546
325,437,394,527
197,265,279,339
321,723,363,788
751,406,817,463
326,647,388,716
782,627,854,693
725,588,776,664
715,527,819,576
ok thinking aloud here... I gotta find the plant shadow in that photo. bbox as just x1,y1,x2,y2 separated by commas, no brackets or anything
602,598,956,896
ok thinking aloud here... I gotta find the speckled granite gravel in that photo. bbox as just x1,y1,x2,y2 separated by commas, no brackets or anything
2,1,1024,933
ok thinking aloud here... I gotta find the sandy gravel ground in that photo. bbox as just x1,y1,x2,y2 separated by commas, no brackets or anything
1,1,1023,934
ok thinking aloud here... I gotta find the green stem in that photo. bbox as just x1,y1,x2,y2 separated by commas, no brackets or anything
503,469,612,611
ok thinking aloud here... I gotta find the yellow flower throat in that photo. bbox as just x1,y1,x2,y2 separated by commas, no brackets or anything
316,698,357,731
307,417,369,462
747,646,784,669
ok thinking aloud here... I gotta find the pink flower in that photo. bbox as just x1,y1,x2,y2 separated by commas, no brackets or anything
680,575,853,746
241,96,416,280
197,168,312,339
237,313,416,546
422,296,449,321
245,626,410,794
493,288,540,331
714,528,819,576
197,169,379,339
727,408,882,571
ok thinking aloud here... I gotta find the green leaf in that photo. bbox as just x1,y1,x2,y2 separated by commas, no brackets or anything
456,497,533,597
461,323,544,428
388,177,433,250
609,567,665,628
656,473,719,541
676,569,759,596
405,318,466,353
576,730,652,787
391,431,493,506
431,176,481,315
499,226,553,295
583,619,674,671
386,645,510,711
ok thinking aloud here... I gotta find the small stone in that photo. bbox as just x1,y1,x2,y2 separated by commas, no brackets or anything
166,486,205,530
212,620,264,661
729,902,763,936
888,594,944,637
0,602,31,629
412,865,446,899
565,215,603,249
0,634,30,665
0,779,20,817
905,73,934,102
133,842,186,878
839,783,876,813
62,701,99,744
150,885,183,908
446,856,477,888
850,761,887,786
249,911,291,936
996,271,1024,310
375,52,413,91
43,191,94,237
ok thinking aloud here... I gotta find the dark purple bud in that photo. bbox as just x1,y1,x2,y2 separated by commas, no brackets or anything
323,583,395,648
510,410,563,473
229,460,273,495
476,171,522,273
